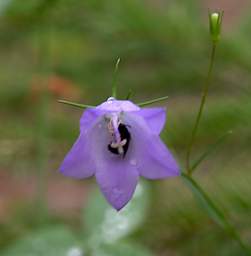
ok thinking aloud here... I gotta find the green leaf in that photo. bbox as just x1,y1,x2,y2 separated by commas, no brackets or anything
2,226,83,256
93,242,153,256
83,182,149,247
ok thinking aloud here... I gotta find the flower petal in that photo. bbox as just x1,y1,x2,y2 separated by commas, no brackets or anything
59,108,105,179
85,116,139,210
97,99,140,112
60,109,102,178
135,107,166,134
95,160,139,211
80,108,102,132
59,132,95,178
124,113,179,179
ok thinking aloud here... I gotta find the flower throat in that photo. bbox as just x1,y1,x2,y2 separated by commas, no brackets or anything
108,123,131,157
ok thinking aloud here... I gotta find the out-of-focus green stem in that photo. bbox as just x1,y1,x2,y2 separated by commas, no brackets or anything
125,89,133,100
137,95,168,107
58,99,95,109
182,173,251,255
186,43,217,174
112,58,121,98
182,11,250,255
190,130,232,173
36,92,49,202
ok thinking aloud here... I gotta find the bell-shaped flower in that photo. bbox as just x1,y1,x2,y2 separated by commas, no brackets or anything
60,97,179,210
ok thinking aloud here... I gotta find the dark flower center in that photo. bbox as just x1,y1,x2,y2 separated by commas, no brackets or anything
108,123,131,157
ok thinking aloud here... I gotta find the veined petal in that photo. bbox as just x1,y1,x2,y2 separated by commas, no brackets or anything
124,113,180,179
95,160,139,211
135,107,166,134
85,116,139,210
97,98,140,112
80,108,103,132
59,132,95,178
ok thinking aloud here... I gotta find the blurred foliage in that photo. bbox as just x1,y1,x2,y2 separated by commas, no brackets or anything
1,226,81,256
1,183,152,256
1,0,251,255
84,182,149,247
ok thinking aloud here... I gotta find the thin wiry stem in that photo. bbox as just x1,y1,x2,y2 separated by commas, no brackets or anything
58,99,94,109
190,130,232,173
137,95,168,107
125,89,133,100
112,58,121,98
186,43,217,174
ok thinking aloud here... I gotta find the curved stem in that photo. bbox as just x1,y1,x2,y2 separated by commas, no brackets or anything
190,130,232,174
186,43,217,173
182,173,251,255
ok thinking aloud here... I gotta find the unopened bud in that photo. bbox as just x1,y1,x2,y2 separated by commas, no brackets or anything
209,11,223,43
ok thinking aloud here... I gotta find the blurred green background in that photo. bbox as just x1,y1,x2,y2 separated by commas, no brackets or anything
0,0,251,255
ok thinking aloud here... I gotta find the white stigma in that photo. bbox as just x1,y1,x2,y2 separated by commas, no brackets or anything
110,139,127,155
106,113,125,155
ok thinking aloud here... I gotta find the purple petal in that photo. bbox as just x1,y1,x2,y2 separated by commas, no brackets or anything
95,160,139,211
135,107,166,134
96,98,140,112
60,109,102,178
87,117,139,210
59,132,95,178
124,113,180,179
80,108,102,132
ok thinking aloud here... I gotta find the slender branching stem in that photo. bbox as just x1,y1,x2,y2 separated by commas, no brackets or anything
112,58,121,98
182,173,251,255
186,43,217,174
58,99,94,109
125,89,133,100
190,130,232,174
137,95,169,107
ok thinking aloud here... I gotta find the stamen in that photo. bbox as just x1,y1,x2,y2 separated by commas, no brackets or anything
106,114,131,157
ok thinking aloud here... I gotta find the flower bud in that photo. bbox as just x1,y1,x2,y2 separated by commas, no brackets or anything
209,11,223,43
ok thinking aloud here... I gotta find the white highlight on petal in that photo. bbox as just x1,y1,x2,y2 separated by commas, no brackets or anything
97,99,140,112
107,97,116,101
130,159,137,166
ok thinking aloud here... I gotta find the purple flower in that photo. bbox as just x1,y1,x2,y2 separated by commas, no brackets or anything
60,97,179,210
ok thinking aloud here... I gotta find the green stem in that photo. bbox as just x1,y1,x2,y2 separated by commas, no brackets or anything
58,99,95,109
137,95,168,107
190,130,232,174
125,89,133,100
112,58,121,98
186,43,217,173
182,173,251,255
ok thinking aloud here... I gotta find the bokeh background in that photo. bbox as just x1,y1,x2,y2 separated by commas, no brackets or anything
0,0,251,255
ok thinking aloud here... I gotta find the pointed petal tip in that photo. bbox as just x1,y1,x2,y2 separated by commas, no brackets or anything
58,165,72,178
114,198,132,211
114,203,126,212
104,192,132,211
59,163,94,179
168,163,181,177
58,165,66,175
